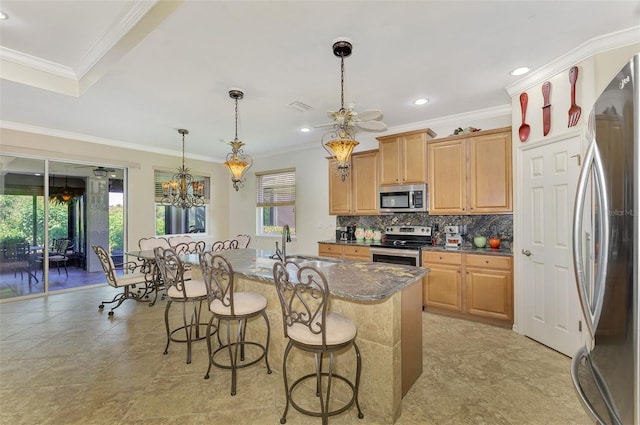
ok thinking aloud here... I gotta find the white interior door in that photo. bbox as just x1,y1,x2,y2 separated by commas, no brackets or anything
521,136,583,357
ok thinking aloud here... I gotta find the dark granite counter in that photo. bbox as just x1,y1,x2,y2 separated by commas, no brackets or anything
421,245,513,256
182,248,428,301
319,240,513,256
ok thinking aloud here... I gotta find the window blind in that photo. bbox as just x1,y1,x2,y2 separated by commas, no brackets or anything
255,168,296,207
154,170,210,203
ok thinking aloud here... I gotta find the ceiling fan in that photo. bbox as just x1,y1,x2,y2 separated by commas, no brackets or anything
315,39,388,132
93,166,115,177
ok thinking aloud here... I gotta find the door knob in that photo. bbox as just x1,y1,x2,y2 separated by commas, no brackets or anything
521,249,532,256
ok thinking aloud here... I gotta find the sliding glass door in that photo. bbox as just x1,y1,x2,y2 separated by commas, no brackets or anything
0,155,125,299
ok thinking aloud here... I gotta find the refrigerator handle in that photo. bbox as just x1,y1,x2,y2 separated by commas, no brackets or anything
572,139,611,340
590,142,610,332
571,346,608,424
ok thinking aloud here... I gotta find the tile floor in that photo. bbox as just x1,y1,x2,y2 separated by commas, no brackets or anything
0,285,591,424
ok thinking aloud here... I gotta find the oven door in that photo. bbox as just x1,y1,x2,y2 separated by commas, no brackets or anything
370,247,420,267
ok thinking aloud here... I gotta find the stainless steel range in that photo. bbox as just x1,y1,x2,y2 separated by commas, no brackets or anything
369,226,432,267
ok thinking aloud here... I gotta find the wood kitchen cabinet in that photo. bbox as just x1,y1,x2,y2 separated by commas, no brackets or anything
422,250,513,327
422,251,463,312
377,128,436,185
328,150,379,215
318,243,370,261
465,254,513,324
428,127,512,215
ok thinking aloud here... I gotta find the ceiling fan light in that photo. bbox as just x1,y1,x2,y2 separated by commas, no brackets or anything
93,168,108,177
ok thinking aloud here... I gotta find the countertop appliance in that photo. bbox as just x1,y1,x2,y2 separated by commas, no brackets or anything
379,184,428,213
570,53,638,425
444,225,466,249
370,225,431,267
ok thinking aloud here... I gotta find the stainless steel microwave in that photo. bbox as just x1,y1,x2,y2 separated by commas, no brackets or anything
379,184,429,213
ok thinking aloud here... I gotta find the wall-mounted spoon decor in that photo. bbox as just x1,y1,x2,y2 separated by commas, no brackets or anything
518,92,530,142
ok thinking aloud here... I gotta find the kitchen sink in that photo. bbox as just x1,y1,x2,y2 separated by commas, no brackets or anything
297,260,339,269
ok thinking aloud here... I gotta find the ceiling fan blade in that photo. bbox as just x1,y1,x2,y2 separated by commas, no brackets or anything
314,122,335,128
356,120,388,131
355,109,383,121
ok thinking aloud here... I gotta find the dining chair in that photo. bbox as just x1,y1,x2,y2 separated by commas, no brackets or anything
92,245,147,317
235,234,251,248
199,251,271,395
138,236,170,251
48,238,70,276
168,235,193,247
154,247,211,364
273,260,363,424
211,239,239,252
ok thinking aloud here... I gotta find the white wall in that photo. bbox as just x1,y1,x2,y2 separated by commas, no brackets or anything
0,128,232,252
228,112,512,257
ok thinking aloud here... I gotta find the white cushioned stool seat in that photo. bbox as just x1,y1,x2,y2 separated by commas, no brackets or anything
288,312,356,346
209,292,267,317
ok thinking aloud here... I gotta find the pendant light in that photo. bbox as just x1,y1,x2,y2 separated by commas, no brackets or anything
224,89,253,191
322,39,359,182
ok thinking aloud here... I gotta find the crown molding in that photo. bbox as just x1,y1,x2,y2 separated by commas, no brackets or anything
506,25,640,96
0,121,217,163
74,1,158,79
0,47,77,79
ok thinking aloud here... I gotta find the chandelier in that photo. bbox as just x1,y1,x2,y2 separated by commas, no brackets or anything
322,39,359,182
160,129,205,209
49,174,77,205
224,89,253,191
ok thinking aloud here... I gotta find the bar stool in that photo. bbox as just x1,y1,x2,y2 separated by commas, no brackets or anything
154,247,211,364
273,261,363,424
199,251,271,395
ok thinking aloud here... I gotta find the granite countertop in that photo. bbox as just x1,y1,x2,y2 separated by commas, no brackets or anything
319,240,513,256
421,245,513,256
182,248,428,302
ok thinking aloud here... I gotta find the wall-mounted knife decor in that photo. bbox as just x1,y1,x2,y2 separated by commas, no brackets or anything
542,81,551,136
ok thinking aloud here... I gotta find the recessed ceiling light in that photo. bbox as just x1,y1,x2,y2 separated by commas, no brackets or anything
34,173,41,176
300,127,311,133
510,66,531,76
413,98,429,106
0,11,8,20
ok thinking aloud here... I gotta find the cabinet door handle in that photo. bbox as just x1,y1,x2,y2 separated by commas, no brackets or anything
522,249,532,256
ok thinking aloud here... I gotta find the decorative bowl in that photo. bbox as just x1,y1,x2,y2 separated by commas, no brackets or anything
488,237,501,249
473,236,487,248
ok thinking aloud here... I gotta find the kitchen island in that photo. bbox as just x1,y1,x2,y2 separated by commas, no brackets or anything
183,248,428,424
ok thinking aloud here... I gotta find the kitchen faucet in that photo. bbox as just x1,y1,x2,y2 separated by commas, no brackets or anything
274,224,291,261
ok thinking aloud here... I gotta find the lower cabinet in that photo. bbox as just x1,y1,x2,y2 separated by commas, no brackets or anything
422,251,513,327
318,243,371,261
422,252,462,312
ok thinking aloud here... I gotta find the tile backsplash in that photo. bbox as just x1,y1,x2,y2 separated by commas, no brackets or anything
337,213,513,250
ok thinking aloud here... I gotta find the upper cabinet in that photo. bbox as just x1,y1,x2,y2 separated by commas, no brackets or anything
429,127,512,215
377,128,436,185
328,150,379,215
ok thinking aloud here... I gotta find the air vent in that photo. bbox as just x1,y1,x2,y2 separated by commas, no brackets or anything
286,101,313,112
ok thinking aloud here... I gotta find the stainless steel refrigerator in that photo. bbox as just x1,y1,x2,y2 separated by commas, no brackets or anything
571,53,639,424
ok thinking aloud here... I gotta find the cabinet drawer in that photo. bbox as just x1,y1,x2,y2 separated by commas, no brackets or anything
465,254,511,270
318,243,343,258
422,251,462,266
343,245,370,260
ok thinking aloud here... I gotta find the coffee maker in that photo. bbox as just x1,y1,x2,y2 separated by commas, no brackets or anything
346,224,357,241
444,225,466,249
